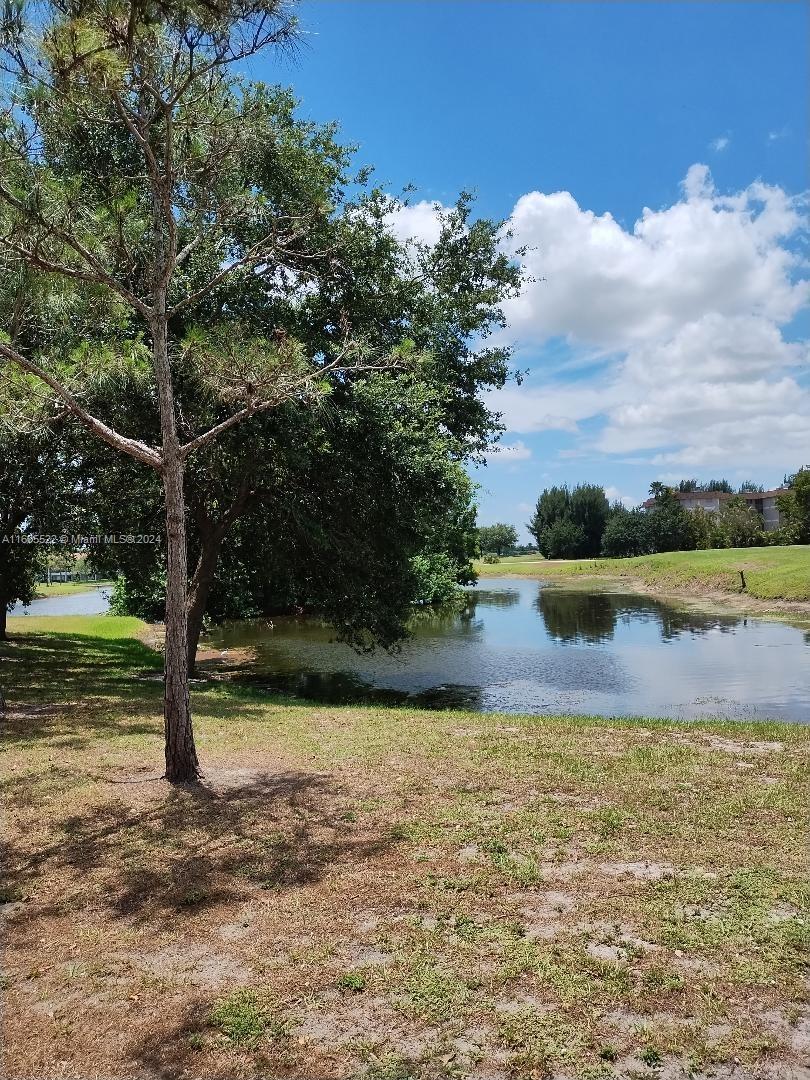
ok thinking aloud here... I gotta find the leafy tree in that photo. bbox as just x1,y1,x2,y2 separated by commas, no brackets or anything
0,2,520,780
527,487,570,547
644,484,696,553
713,496,764,548
477,523,518,556
600,507,653,558
778,467,810,543
569,484,609,556
527,483,607,558
537,518,585,560
677,478,734,493
738,481,764,494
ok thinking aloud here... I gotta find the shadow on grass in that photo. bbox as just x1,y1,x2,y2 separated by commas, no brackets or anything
1,628,162,693
0,628,165,747
5,768,394,923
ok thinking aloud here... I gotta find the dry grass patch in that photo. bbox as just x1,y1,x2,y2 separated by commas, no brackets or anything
1,618,809,1079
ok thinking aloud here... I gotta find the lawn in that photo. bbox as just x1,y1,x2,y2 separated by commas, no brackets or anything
1,617,808,1080
475,546,810,604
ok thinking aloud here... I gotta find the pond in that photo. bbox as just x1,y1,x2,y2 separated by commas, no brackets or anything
8,585,112,617
204,577,810,723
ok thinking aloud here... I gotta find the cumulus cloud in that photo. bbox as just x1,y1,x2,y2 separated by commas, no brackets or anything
384,200,445,247
710,135,731,152
489,165,809,470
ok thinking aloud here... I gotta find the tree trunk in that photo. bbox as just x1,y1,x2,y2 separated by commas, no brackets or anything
186,531,225,675
162,453,198,781
0,596,7,641
152,301,199,783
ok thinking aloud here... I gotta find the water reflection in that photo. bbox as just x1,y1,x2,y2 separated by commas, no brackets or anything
535,589,617,644
533,587,741,644
204,576,809,722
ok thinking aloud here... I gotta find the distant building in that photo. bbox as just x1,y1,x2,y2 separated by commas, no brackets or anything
641,489,787,531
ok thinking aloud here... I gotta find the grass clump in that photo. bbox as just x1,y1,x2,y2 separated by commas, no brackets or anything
401,957,471,1022
338,970,367,992
208,988,287,1048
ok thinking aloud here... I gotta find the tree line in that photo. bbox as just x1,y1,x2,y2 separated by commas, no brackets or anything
477,470,810,562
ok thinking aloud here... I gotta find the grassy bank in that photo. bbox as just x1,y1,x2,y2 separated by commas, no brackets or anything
475,546,810,605
32,580,113,598
1,617,808,1080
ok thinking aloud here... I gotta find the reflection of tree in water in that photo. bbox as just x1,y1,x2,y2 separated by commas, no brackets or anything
465,588,522,609
535,587,744,644
652,603,741,641
236,668,484,711
535,589,617,644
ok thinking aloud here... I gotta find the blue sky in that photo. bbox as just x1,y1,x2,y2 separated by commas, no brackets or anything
264,1,810,536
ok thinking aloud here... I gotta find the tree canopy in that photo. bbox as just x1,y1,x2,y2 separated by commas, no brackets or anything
0,0,523,779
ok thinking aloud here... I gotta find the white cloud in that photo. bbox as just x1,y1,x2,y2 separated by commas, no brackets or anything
384,200,445,247
710,135,730,152
483,440,532,463
768,127,789,142
489,165,809,470
605,486,638,509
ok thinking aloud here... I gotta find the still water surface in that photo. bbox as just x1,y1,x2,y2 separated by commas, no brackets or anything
9,585,111,616
205,577,810,723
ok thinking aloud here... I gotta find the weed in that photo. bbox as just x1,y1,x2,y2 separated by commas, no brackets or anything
642,966,684,993
639,1045,663,1067
594,808,625,838
208,988,287,1048
338,970,367,992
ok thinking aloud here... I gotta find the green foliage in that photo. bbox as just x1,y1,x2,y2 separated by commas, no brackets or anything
643,484,696,553
678,478,734,493
713,496,765,548
540,517,586,560
600,506,652,558
410,552,466,605
0,0,524,689
0,426,89,630
477,522,518,556
779,467,810,543
528,484,608,559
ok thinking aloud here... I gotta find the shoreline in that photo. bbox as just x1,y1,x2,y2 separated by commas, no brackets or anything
477,565,810,623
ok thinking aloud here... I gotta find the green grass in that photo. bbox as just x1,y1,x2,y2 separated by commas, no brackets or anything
475,545,810,602
33,580,113,598
1,616,808,1079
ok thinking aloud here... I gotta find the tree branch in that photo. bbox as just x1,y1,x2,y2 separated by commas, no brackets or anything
0,343,162,470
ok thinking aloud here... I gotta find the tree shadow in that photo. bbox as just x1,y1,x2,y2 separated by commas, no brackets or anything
4,769,395,923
